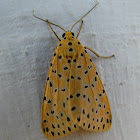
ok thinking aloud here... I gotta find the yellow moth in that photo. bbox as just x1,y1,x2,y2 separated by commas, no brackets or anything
33,3,114,139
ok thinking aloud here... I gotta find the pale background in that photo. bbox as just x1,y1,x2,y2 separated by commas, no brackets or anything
0,0,140,140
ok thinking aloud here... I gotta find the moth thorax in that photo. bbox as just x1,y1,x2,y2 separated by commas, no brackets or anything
65,47,76,57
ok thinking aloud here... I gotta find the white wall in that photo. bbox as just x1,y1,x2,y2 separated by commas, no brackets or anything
0,0,140,140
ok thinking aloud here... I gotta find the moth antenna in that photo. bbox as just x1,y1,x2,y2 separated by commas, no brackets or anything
32,10,66,32
76,20,83,38
70,3,99,31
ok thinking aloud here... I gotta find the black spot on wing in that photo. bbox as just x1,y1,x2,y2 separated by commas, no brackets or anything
63,103,65,108
77,117,80,122
93,126,95,129
48,100,51,103
58,74,62,77
88,98,90,103
68,127,71,131
50,82,53,87
68,60,71,63
52,69,56,73
71,76,74,79
84,71,88,74
76,93,80,97
51,131,54,136
99,93,102,96
101,117,103,122
67,117,70,122
43,96,46,101
85,85,88,88
57,124,60,128
95,77,97,81
77,77,81,80
87,114,90,118
57,132,60,135
77,65,81,68
62,33,65,38
61,113,63,117
103,124,105,129
69,48,73,51
88,123,90,128
64,67,68,70
107,118,109,123
70,95,73,98
71,106,76,111
46,127,49,132
52,124,55,128
51,110,54,114
68,42,72,46
91,84,94,87
61,89,66,92
106,111,109,114
82,109,85,114
83,95,86,98
71,32,75,36
59,55,62,59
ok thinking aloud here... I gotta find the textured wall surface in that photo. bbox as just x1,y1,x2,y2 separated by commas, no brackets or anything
0,0,140,140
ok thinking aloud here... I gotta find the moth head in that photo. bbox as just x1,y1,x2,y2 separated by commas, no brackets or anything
62,31,75,39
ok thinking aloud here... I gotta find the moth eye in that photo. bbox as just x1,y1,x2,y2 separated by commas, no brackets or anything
71,32,75,37
62,33,65,38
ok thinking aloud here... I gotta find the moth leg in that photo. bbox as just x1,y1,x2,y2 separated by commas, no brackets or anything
32,10,61,41
46,21,61,41
84,46,115,58
76,20,83,38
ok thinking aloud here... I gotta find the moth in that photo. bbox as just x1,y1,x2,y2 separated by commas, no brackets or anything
33,3,114,139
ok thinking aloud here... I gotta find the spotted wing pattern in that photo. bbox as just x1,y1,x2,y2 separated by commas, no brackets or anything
41,49,79,139
71,48,112,131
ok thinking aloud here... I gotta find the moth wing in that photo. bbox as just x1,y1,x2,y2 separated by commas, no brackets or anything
41,49,79,139
71,48,112,131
